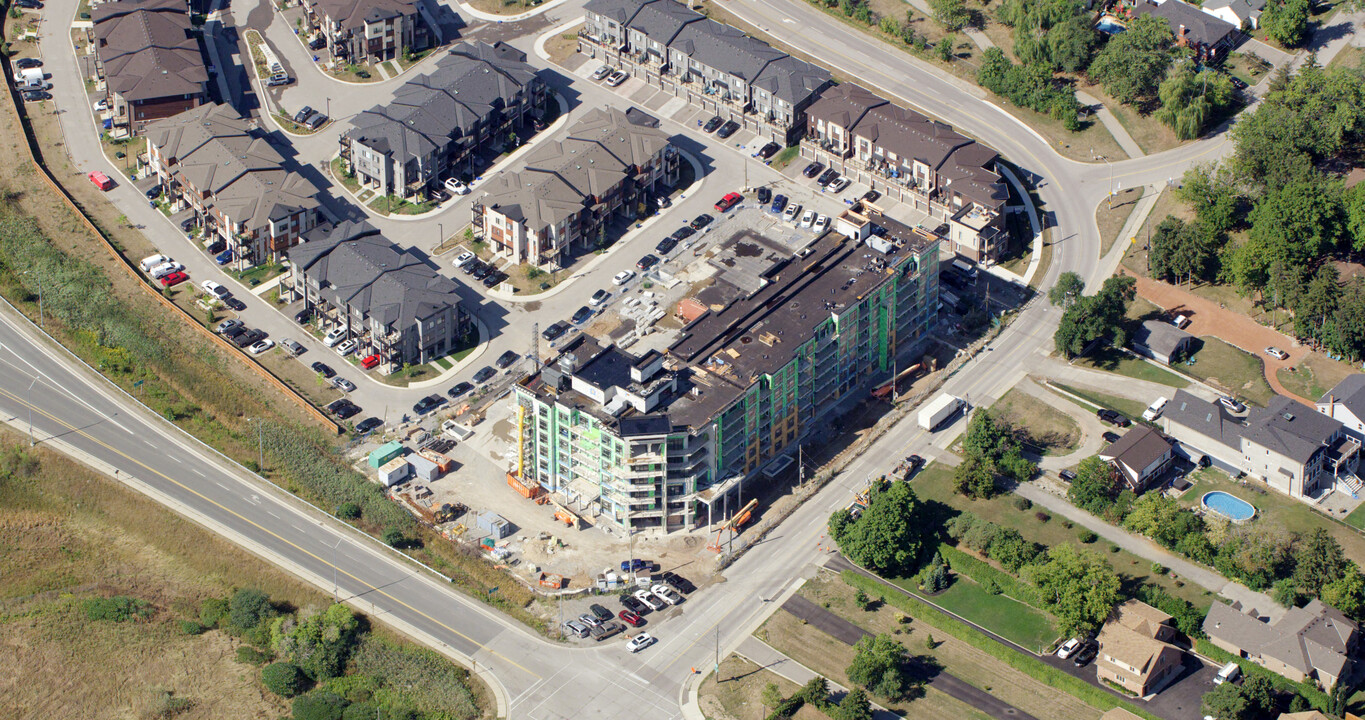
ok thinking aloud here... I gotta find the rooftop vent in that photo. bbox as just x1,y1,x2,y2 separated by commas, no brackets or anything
1283,412,1296,421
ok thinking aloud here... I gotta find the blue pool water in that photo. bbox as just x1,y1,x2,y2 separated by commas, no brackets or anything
1202,491,1256,523
1095,17,1126,34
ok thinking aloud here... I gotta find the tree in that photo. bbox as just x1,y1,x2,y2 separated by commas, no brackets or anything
938,35,956,61
1262,0,1310,47
1026,545,1121,634
930,0,970,30
1323,564,1365,621
846,634,913,700
1048,271,1085,307
1202,678,1250,720
797,676,830,705
921,552,951,593
228,588,273,633
1001,0,1097,71
977,47,1083,129
1123,493,1204,549
1176,164,1242,237
987,528,1042,572
271,604,360,681
1294,265,1341,346
953,451,998,499
828,481,931,576
1053,276,1136,358
835,687,874,720
1148,216,1217,285
291,690,349,720
761,682,785,711
1247,176,1344,264
261,661,309,697
1067,456,1120,516
1155,66,1235,139
382,527,406,547
1345,182,1365,253
1328,278,1365,361
1087,14,1172,105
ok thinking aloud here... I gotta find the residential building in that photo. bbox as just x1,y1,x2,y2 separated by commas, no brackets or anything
1099,710,1146,720
1317,375,1365,444
91,0,208,136
1131,0,1238,62
284,220,471,368
1277,712,1336,720
580,0,832,144
1099,425,1177,493
1199,0,1264,29
511,221,940,533
1161,391,1362,499
1204,599,1358,690
1096,599,1184,697
801,83,1008,263
341,41,547,199
474,107,679,266
303,0,437,65
1130,319,1195,365
146,103,324,266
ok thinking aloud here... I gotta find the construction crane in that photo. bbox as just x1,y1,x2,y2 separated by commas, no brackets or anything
707,499,758,552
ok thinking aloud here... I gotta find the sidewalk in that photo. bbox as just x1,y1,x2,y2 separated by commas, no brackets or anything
1012,376,1108,471
1076,90,1145,159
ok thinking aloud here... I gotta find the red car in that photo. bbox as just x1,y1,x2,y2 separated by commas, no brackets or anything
714,192,742,213
87,170,115,191
158,271,188,287
360,354,380,370
618,609,644,627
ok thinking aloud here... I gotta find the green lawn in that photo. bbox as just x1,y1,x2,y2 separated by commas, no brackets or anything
330,157,361,193
771,145,800,170
1184,337,1275,407
432,356,453,370
234,262,282,287
1276,353,1353,403
1074,347,1190,389
1049,383,1150,426
890,575,1057,652
1346,505,1365,533
988,388,1081,455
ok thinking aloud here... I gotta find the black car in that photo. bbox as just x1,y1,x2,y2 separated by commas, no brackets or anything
672,226,696,241
462,259,483,276
447,381,474,399
355,417,383,433
589,603,614,622
495,350,520,369
293,106,314,125
756,187,772,204
224,297,247,312
702,115,723,133
311,361,336,378
428,187,451,203
145,184,163,200
658,571,696,594
862,189,881,203
482,271,504,288
816,168,839,185
472,366,497,384
716,120,740,138
1072,642,1098,668
413,394,445,415
21,90,50,102
15,0,41,8
233,329,266,347
1102,431,1120,444
1059,469,1077,483
636,254,660,271
689,214,713,230
294,308,313,324
471,264,492,280
327,399,360,419
1096,409,1131,427
572,305,595,324
206,239,227,254
621,595,648,614
222,325,248,341
15,57,42,70
655,236,677,254
802,161,824,178
308,36,326,50
757,142,781,159
1230,76,1248,90
770,194,788,213
541,321,568,341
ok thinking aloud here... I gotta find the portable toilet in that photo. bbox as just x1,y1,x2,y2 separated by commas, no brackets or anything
377,457,410,487
368,441,404,468
408,453,439,482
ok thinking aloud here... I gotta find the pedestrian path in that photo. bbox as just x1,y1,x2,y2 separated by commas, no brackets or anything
1075,90,1144,159
1012,376,1108,471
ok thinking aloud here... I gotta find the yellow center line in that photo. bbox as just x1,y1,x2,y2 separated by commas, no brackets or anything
0,384,542,680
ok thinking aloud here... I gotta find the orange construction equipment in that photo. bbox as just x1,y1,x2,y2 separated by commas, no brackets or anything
707,499,759,552
549,497,581,529
419,448,453,473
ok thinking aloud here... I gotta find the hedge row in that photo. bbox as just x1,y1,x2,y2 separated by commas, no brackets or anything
841,571,1160,720
937,544,1047,610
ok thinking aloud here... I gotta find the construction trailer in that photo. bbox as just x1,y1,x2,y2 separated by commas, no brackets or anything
408,453,440,482
378,457,411,487
475,510,513,539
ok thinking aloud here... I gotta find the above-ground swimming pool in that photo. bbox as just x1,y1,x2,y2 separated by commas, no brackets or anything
1202,491,1256,523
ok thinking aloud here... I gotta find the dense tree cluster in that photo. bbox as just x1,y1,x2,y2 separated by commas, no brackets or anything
945,512,1046,573
953,409,1038,498
1052,276,1136,358
846,634,919,700
1087,15,1174,106
1203,675,1279,720
1026,545,1122,634
977,48,1083,129
996,0,1097,72
828,480,933,576
1155,66,1236,139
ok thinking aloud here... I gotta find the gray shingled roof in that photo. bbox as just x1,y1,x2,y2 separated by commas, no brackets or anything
93,0,207,102
1133,319,1193,358
1244,396,1342,465
311,0,419,31
1099,425,1172,488
1204,600,1355,682
627,0,703,44
291,221,463,330
1164,389,1242,450
1319,375,1365,418
669,18,785,82
583,0,650,24
751,54,833,106
1133,0,1237,48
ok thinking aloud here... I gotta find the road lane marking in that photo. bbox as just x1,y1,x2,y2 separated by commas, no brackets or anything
0,346,135,436
0,384,543,681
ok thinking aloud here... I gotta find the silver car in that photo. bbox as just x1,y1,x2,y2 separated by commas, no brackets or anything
562,619,590,638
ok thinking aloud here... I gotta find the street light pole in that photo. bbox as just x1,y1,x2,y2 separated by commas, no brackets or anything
27,377,37,446
438,222,444,250
331,537,343,600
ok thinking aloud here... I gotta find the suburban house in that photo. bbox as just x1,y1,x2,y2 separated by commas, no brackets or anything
512,223,940,532
1162,390,1362,499
341,41,547,199
1096,599,1184,697
284,220,471,369
1277,712,1337,720
1318,375,1365,444
1099,425,1178,493
146,103,324,267
1204,599,1358,690
473,107,679,266
1199,0,1264,29
91,0,208,136
1131,0,1239,62
801,83,1008,262
1130,319,1195,365
303,0,444,65
580,0,832,144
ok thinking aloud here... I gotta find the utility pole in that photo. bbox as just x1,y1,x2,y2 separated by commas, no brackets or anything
798,445,805,488
331,537,342,600
27,378,37,446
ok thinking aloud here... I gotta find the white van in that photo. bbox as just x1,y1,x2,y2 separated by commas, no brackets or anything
140,254,171,272
950,258,977,280
1214,661,1240,685
1142,396,1169,422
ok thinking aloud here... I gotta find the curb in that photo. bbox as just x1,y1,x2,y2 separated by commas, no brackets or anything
455,0,571,24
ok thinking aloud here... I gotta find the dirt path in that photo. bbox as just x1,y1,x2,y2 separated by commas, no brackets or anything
1128,274,1308,402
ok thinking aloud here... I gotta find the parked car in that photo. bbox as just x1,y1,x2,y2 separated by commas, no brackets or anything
782,203,801,223
588,603,614,623
1172,314,1190,329
1101,431,1120,444
589,289,611,306
613,270,635,285
222,326,247,342
249,339,275,355
1058,469,1077,483
444,177,470,195
355,417,383,433
813,214,831,233
802,161,824,178
413,395,445,415
159,271,188,287
21,90,50,102
657,571,695,594
305,113,328,130
14,57,42,70
335,339,357,356
1056,638,1081,659
215,319,243,334
453,251,475,268
360,354,380,370
605,71,628,87
620,558,650,573
1072,642,1098,667
827,177,852,193
816,168,839,186
88,171,114,191
1265,346,1288,360
149,261,185,279
201,280,229,299
495,350,520,369
233,329,265,348
651,584,684,605
618,610,644,627
214,249,233,265
293,106,314,124
206,239,226,254
756,187,772,204
327,399,360,419
702,115,723,133
293,308,313,324
861,189,881,203
562,620,590,638
281,339,305,356
690,214,713,230
14,0,43,9
473,366,496,384
541,321,568,341
716,120,740,138
590,65,612,81
332,377,356,393
770,194,788,214
266,72,292,87
633,590,665,611
578,612,601,628
757,142,780,159
571,305,595,324
324,328,347,347
655,236,677,255
461,259,483,276
626,633,656,653
224,297,246,312
714,192,742,213
427,187,451,203
672,226,695,241
1096,409,1130,427
447,381,473,399
1219,396,1247,413
482,271,506,288
799,209,815,228
311,361,336,378
308,35,326,50
621,595,649,615
636,254,660,272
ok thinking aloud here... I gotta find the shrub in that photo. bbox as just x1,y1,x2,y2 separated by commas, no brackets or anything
199,597,229,627
82,595,152,622
337,502,361,519
292,690,348,720
382,528,406,547
228,588,273,633
1013,497,1032,511
1152,563,1169,575
1109,544,1121,553
981,577,1001,595
341,703,377,720
261,662,309,697
1034,511,1050,523
237,646,271,665
180,619,205,635
1078,530,1097,543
